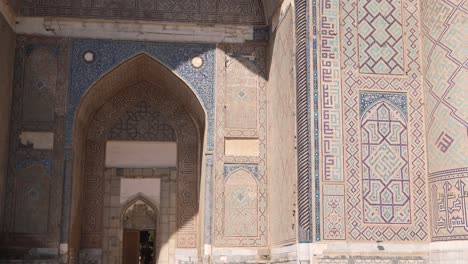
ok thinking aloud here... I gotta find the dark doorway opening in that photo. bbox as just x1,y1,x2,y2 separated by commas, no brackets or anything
124,230,155,264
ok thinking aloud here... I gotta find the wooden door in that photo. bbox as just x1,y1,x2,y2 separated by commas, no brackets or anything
123,229,139,264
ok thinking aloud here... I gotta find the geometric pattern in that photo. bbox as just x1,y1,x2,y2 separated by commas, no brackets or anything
2,36,69,249
421,0,468,241
224,169,258,237
319,0,345,241
323,185,345,240
360,92,407,116
225,58,258,130
295,0,313,242
109,101,176,141
320,0,344,183
361,99,411,224
22,46,58,123
66,39,215,151
224,164,258,179
421,0,468,174
342,0,429,241
19,0,266,25
80,81,199,249
214,45,267,246
358,0,405,74
429,168,468,241
14,163,50,235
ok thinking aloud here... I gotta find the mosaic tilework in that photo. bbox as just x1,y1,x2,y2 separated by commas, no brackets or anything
360,92,407,116
323,185,345,240
225,58,258,129
224,164,258,178
214,45,267,246
66,39,215,150
22,46,58,123
80,82,199,249
295,0,313,243
13,162,50,235
320,0,344,183
429,168,468,241
2,36,69,248
421,0,468,241
20,0,266,25
109,101,176,141
311,0,321,242
357,0,405,74
319,0,345,241
421,0,467,172
224,169,259,237
342,0,429,241
360,98,411,224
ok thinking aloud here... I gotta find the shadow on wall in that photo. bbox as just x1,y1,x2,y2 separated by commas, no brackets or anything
68,53,205,263
0,36,268,261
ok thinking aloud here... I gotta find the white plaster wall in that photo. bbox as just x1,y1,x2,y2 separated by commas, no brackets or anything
120,178,161,208
105,141,177,168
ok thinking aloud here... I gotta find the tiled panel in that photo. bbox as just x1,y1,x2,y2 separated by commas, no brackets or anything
295,0,313,242
320,0,344,183
429,168,468,241
214,45,267,246
224,169,259,237
341,0,429,241
2,36,69,248
225,58,258,130
66,39,215,150
360,95,411,224
421,0,468,242
19,0,266,25
323,185,345,240
357,0,405,74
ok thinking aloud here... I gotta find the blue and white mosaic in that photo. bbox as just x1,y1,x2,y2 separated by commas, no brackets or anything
360,92,408,117
16,156,53,173
65,39,216,151
224,164,259,179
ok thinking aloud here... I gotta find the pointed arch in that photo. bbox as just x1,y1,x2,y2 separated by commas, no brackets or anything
120,192,159,221
68,54,206,263
121,193,158,230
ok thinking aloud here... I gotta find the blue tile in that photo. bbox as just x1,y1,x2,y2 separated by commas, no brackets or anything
65,39,216,151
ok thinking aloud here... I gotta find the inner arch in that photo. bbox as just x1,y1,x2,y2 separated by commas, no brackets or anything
68,54,206,264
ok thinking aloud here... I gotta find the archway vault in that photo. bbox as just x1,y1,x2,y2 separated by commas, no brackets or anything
68,54,206,263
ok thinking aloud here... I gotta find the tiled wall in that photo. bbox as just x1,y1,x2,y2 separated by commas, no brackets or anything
421,0,468,243
213,44,268,248
0,13,15,236
1,36,69,250
19,0,266,25
299,0,430,243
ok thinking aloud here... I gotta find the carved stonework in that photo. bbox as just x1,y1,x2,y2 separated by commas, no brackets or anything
123,203,157,230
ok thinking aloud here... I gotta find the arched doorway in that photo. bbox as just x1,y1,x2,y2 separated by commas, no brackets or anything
121,194,159,264
67,54,206,264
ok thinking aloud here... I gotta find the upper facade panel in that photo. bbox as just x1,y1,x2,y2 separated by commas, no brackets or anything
19,0,266,25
